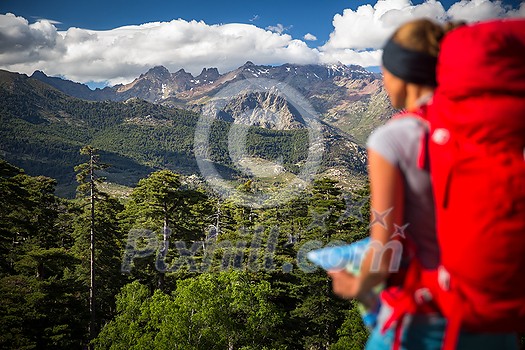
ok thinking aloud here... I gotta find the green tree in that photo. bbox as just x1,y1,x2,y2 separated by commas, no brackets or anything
330,300,370,350
120,170,216,289
285,178,347,349
120,170,182,290
72,193,126,337
75,145,109,347
0,160,32,275
0,160,85,349
91,281,153,350
94,271,284,350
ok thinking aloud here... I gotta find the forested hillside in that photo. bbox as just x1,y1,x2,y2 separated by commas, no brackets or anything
0,156,372,349
0,70,367,197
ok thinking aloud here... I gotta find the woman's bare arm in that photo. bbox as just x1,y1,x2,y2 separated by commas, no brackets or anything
329,149,405,299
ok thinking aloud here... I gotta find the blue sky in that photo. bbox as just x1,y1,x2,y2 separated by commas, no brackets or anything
2,0,521,44
0,0,389,44
0,0,523,85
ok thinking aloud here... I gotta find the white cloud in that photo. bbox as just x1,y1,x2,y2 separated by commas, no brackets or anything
0,13,65,65
319,0,524,68
321,0,447,52
265,23,292,34
319,49,382,67
0,14,318,84
303,33,317,41
0,1,523,85
31,17,63,25
447,0,513,21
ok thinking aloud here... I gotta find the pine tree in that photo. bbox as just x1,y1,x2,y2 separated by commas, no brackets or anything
0,160,85,349
120,170,183,290
288,178,348,349
74,146,108,348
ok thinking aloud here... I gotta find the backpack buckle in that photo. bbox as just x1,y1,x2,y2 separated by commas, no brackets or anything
431,128,450,145
438,265,451,291
414,287,433,305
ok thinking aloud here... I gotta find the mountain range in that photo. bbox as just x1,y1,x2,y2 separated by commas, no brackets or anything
1,62,394,197
30,62,393,139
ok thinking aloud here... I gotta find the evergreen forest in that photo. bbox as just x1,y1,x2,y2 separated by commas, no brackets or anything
0,150,372,350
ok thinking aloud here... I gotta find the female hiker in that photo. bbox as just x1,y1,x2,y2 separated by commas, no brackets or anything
327,18,520,350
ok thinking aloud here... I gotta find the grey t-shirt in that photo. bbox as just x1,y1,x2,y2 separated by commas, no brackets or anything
367,116,439,269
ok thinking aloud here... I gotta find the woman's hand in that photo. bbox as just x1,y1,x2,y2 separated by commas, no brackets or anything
327,269,361,299
328,150,404,302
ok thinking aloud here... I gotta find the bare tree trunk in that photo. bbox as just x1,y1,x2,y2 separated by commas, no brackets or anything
158,211,169,290
88,149,96,350
216,198,221,236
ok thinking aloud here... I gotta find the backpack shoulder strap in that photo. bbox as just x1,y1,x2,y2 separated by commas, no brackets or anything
390,106,430,171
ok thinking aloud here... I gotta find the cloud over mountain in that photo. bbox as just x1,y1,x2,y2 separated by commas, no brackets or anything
0,13,65,64
319,0,524,67
0,13,320,84
0,0,522,85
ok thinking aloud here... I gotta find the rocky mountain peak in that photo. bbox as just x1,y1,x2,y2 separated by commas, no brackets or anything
31,70,47,79
141,65,171,80
30,69,115,101
196,67,220,82
218,90,305,130
174,68,189,76
172,69,193,80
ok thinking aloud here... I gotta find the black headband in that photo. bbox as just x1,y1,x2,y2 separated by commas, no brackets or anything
382,38,438,87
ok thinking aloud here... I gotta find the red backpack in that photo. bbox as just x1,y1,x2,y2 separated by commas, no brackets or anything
427,18,525,348
383,19,525,350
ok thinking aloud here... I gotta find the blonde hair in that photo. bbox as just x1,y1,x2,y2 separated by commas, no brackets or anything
392,19,464,57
